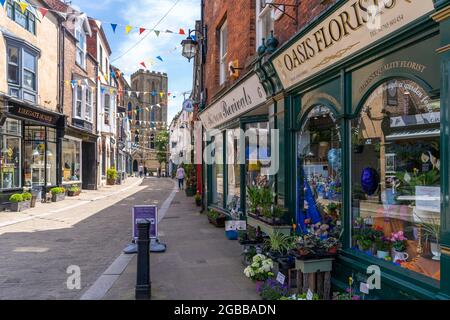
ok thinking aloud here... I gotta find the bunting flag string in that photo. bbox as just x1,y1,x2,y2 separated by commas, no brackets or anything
61,79,189,102
3,2,190,38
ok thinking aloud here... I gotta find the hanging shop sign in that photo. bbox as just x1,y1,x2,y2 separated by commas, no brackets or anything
199,74,267,130
272,0,435,90
183,99,195,113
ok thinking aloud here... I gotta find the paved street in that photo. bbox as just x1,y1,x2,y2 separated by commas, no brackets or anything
103,185,260,300
0,177,173,300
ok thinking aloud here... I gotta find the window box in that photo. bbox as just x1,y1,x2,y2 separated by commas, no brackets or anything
294,258,334,274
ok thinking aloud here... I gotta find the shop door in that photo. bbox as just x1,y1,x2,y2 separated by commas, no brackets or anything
82,142,97,190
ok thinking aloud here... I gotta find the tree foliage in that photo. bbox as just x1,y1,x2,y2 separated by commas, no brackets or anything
156,130,169,166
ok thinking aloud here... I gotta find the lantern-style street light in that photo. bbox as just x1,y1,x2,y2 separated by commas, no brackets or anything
181,29,206,62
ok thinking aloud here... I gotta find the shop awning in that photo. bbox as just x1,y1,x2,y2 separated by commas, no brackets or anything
385,128,440,141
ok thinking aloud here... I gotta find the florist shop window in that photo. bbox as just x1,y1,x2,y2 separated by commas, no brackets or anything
245,122,271,188
296,105,342,234
351,79,441,281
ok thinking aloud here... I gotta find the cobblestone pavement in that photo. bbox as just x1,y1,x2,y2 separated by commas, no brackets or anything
0,177,173,300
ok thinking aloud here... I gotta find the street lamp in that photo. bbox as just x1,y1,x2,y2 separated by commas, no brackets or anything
181,29,206,62
181,34,198,62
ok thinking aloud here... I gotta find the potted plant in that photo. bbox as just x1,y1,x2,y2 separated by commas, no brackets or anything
279,293,320,300
9,193,31,212
67,186,81,197
352,127,365,154
257,278,289,300
243,254,274,286
375,236,391,259
264,232,294,260
107,168,118,185
207,209,226,227
194,191,202,206
390,231,409,263
50,187,66,202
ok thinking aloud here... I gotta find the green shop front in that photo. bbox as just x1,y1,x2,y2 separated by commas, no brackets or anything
267,0,450,299
199,72,276,219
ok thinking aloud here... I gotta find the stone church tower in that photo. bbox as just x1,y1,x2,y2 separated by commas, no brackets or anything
129,70,168,174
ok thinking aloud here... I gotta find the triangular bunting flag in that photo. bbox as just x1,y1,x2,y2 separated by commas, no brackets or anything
101,87,105,94
191,35,197,41
159,92,164,98
136,92,140,98
139,28,146,35
125,25,133,34
156,56,163,62
0,0,5,7
71,80,77,88
111,23,118,33
19,2,28,14
179,28,186,35
140,62,147,69
165,29,174,33
39,8,49,18
154,30,160,37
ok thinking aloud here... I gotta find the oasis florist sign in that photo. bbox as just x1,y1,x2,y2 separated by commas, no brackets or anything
272,0,435,90
199,74,267,129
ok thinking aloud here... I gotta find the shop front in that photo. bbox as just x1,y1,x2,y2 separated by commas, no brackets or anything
269,0,450,299
199,73,273,215
63,125,98,190
0,98,65,201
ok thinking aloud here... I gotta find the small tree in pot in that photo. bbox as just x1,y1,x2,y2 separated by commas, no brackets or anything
107,168,118,185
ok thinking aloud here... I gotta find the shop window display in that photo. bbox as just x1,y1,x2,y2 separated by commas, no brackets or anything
245,122,271,188
227,128,241,210
296,106,342,235
0,119,21,190
211,133,224,206
24,126,57,187
351,79,441,281
62,138,81,183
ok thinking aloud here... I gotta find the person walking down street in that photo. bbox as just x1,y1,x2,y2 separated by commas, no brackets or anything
139,163,144,178
176,165,185,190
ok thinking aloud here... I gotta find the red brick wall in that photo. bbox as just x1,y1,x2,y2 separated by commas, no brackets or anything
203,0,337,105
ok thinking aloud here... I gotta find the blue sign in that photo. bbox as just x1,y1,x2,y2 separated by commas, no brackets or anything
132,205,158,239
183,99,194,112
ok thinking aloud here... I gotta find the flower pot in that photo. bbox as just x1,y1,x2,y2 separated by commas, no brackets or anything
68,190,81,197
52,193,66,202
208,215,226,228
376,250,390,259
295,257,334,273
328,247,338,255
107,178,116,186
430,242,441,261
392,250,409,263
9,200,31,212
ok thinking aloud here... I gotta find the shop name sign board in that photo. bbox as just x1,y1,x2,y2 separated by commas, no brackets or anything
272,0,435,90
9,105,59,125
199,74,266,129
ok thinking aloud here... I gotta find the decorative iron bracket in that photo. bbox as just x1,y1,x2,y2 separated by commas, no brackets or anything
263,0,300,25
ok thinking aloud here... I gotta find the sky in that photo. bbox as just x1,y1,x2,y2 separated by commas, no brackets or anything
70,0,200,124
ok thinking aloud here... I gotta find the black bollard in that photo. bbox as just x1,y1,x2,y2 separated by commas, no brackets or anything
135,219,151,300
